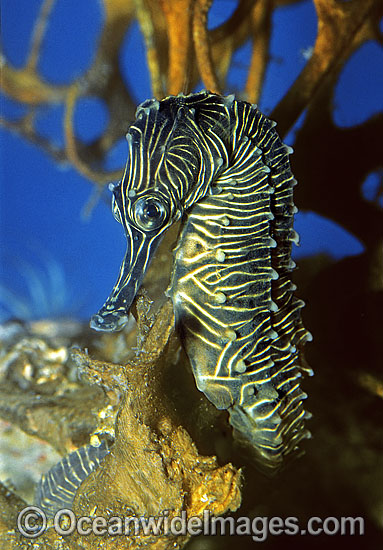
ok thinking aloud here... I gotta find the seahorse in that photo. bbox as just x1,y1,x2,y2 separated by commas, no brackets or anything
35,441,109,517
89,91,313,474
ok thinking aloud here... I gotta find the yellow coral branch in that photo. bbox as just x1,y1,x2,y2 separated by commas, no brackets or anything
25,0,56,72
271,0,383,136
160,0,194,96
64,85,122,184
134,0,165,98
193,0,221,94
245,0,273,104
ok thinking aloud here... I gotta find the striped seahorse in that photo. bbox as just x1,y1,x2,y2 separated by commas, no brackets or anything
35,441,109,517
90,91,313,474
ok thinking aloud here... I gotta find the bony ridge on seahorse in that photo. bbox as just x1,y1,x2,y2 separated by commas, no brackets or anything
90,91,313,475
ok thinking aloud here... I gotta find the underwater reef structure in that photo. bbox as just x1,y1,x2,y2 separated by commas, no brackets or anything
0,300,242,549
1,1,383,549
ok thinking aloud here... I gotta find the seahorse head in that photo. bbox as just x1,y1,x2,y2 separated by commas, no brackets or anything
90,92,228,331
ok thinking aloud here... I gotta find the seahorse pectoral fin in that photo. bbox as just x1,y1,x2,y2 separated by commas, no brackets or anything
90,228,162,332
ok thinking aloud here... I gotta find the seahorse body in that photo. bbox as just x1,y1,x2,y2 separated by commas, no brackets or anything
91,92,313,473
35,441,109,517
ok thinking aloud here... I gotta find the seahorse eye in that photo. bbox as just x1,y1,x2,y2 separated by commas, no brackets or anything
133,196,168,231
